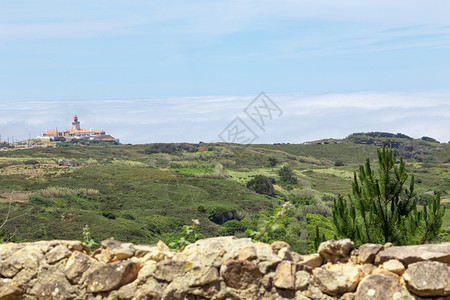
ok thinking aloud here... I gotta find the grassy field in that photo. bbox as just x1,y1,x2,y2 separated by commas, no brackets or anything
0,136,448,250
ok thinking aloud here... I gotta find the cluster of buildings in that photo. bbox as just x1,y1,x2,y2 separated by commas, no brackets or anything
37,115,118,142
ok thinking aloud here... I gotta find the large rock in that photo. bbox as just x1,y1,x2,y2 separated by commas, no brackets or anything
354,274,414,300
299,253,323,268
220,259,263,289
0,278,25,299
95,239,136,263
153,259,189,282
403,261,450,297
84,261,140,293
254,243,282,273
313,263,363,296
64,251,96,284
382,259,405,275
45,245,72,264
318,239,354,263
358,243,383,264
273,261,296,290
376,242,450,266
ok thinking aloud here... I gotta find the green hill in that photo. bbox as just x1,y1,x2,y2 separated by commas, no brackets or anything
0,133,448,252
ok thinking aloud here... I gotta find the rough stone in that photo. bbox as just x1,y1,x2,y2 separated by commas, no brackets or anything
99,239,136,263
84,261,140,293
318,239,354,263
295,270,312,290
313,263,363,296
358,243,383,264
254,243,282,273
403,261,450,297
376,242,450,266
299,253,323,268
137,260,157,282
154,259,189,282
156,240,171,252
64,251,96,284
35,278,74,300
371,268,401,283
46,245,72,264
0,278,25,299
117,280,138,300
237,246,256,261
220,259,262,290
383,259,405,275
278,247,293,261
271,240,290,254
273,261,296,290
354,274,414,300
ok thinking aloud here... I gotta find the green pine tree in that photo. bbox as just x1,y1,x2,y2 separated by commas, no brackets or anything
332,142,445,246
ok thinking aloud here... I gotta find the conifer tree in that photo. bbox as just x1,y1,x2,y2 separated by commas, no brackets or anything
332,142,445,246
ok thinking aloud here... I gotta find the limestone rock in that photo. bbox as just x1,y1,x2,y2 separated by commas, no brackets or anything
299,253,323,268
273,261,296,290
403,261,450,297
117,280,138,300
318,239,354,263
358,243,383,264
0,278,25,299
35,278,74,300
156,240,171,252
295,270,312,290
99,239,136,263
237,246,256,261
271,240,290,254
278,247,293,261
354,274,414,300
220,259,262,289
46,245,72,264
376,242,450,266
64,251,96,284
313,263,363,296
371,268,401,283
254,243,282,273
154,259,189,282
84,261,140,293
137,260,157,282
383,259,405,275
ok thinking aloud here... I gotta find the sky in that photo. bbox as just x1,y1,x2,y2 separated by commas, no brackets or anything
0,1,449,144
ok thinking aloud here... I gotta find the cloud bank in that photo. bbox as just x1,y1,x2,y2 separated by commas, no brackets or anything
1,91,449,144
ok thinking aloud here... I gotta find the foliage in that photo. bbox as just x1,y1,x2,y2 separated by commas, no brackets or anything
246,203,290,242
278,165,297,184
246,175,275,196
334,160,344,166
218,219,250,236
333,143,445,246
145,143,197,155
421,136,440,143
268,157,278,167
82,225,98,249
36,186,99,198
169,219,204,250
29,194,55,207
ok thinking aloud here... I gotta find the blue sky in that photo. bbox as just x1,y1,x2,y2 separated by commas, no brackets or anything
1,1,449,143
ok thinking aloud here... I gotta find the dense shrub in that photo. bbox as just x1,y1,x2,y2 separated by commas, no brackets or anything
268,157,278,167
102,212,116,219
334,160,344,166
28,194,55,207
145,143,197,155
246,175,275,196
278,165,297,184
218,219,249,236
421,136,440,143
206,207,239,224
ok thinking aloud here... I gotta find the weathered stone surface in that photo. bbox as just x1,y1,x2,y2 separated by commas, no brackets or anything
383,259,405,275
117,280,138,300
0,278,25,299
376,242,450,266
278,247,293,261
137,260,157,282
371,268,401,283
403,261,450,297
99,239,136,263
273,261,296,290
271,241,290,254
153,259,189,282
299,253,323,268
156,240,171,252
354,274,414,300
254,243,282,273
35,278,74,300
64,251,96,284
84,261,140,293
358,243,383,264
313,263,363,296
318,239,354,263
220,259,262,289
237,246,256,261
295,270,312,290
46,245,72,264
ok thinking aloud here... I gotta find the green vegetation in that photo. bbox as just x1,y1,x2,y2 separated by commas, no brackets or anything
333,144,445,246
246,175,275,196
0,133,448,253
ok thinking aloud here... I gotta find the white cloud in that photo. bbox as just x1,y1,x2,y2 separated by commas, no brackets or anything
1,90,449,144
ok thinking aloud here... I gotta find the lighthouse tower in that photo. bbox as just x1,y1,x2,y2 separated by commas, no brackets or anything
72,115,80,130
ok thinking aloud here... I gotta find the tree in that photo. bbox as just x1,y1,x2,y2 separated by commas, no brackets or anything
246,175,275,196
278,165,297,184
332,143,445,246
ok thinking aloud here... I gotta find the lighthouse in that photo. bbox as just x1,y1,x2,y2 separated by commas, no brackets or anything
72,115,80,130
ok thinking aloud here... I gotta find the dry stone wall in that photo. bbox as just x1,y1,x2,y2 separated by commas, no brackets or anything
0,237,449,299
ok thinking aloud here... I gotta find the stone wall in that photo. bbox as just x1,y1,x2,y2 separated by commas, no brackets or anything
0,237,448,299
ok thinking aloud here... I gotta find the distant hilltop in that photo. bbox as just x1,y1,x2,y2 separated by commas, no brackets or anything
36,115,119,143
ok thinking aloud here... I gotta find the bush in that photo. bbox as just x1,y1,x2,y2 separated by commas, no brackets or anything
218,219,249,236
246,175,275,196
206,207,239,224
29,194,55,207
334,160,344,166
102,212,116,219
197,205,206,213
278,165,297,184
268,157,278,167
145,143,197,155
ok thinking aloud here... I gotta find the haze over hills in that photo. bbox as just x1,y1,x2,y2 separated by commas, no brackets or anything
0,132,448,253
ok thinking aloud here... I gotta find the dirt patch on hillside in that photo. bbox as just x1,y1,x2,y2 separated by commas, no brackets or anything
0,190,31,202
